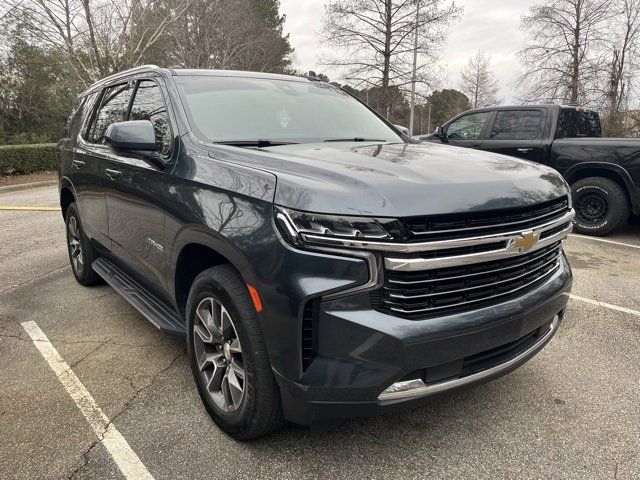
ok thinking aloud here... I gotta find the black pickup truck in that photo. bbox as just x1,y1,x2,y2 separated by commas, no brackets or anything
418,105,640,235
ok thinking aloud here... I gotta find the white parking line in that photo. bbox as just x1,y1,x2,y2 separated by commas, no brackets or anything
569,234,640,250
570,294,640,318
21,321,154,480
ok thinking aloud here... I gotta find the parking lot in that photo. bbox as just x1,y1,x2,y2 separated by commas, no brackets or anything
0,184,638,480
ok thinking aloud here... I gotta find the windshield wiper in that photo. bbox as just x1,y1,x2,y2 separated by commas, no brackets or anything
213,140,299,148
323,138,388,142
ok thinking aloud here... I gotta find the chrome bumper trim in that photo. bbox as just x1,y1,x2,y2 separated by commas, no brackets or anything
378,314,560,401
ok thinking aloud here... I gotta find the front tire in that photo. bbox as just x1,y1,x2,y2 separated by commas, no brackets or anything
186,265,283,440
571,177,629,236
65,202,102,286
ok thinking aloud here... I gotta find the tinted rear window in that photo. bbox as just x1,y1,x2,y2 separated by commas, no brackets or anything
556,109,602,138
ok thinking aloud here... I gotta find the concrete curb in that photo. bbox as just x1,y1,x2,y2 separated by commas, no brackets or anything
0,180,58,194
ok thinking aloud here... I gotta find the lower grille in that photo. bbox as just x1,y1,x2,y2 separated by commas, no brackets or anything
373,242,563,318
460,322,548,376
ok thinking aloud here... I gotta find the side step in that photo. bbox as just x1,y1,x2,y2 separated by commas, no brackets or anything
92,257,186,337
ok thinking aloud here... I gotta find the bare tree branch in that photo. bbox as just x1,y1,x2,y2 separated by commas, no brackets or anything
460,50,501,108
321,0,461,117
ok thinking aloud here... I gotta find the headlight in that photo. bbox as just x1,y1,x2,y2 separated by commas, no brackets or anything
275,206,402,248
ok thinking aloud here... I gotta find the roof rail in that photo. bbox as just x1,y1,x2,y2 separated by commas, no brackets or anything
88,64,160,90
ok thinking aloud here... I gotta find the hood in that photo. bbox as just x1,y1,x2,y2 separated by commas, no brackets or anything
209,142,568,217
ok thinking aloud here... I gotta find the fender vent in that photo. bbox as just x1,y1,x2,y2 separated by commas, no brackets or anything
301,300,319,371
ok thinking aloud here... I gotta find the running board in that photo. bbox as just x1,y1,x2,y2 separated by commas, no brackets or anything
92,257,186,337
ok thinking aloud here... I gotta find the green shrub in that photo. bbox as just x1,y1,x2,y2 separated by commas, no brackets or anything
0,143,58,175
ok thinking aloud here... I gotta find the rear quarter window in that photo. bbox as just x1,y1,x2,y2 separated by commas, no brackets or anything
77,91,100,142
556,109,602,138
66,97,87,138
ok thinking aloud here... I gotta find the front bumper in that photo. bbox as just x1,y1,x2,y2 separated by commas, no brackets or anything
274,254,572,425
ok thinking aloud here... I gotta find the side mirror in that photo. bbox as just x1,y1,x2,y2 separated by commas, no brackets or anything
104,120,166,168
436,125,448,143
104,120,158,153
394,124,409,135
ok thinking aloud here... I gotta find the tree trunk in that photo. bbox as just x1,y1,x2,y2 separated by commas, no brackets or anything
382,0,392,118
570,0,582,103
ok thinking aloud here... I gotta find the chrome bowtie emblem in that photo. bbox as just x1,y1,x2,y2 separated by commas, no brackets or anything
512,231,539,252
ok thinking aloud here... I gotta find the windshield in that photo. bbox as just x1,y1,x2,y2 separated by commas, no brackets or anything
175,75,402,144
556,108,602,138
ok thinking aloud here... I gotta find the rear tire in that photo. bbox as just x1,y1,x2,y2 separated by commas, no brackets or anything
186,265,284,440
571,177,629,236
65,202,102,286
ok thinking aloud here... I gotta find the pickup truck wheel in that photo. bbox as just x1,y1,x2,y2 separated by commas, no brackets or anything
571,177,629,236
186,265,284,440
65,202,102,286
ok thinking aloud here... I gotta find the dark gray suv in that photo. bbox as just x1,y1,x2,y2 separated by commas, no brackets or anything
58,65,574,439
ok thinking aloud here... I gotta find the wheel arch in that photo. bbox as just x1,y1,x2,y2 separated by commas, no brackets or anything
170,227,258,315
59,177,77,219
563,162,638,214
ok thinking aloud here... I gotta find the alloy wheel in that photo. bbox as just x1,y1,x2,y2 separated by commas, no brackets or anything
68,216,84,273
193,296,245,412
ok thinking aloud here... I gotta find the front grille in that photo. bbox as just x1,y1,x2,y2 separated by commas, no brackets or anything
404,196,569,241
372,241,563,318
369,195,573,318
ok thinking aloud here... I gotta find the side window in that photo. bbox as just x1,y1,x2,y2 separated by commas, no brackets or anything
446,112,491,140
66,96,87,137
89,83,132,143
129,80,172,155
490,110,543,140
78,92,99,141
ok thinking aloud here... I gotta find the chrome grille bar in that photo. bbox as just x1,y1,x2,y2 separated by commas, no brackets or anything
385,262,561,315
384,218,573,272
387,244,560,285
387,253,561,300
301,210,574,255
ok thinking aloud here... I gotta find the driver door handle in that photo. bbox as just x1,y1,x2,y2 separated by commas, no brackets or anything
105,168,122,180
517,148,533,153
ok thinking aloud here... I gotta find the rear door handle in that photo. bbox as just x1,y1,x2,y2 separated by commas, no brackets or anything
105,168,122,179
517,148,533,153
72,159,85,169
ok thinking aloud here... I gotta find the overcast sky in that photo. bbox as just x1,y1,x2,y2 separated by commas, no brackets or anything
279,0,537,103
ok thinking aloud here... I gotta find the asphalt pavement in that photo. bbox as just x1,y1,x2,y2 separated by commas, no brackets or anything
0,185,638,479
